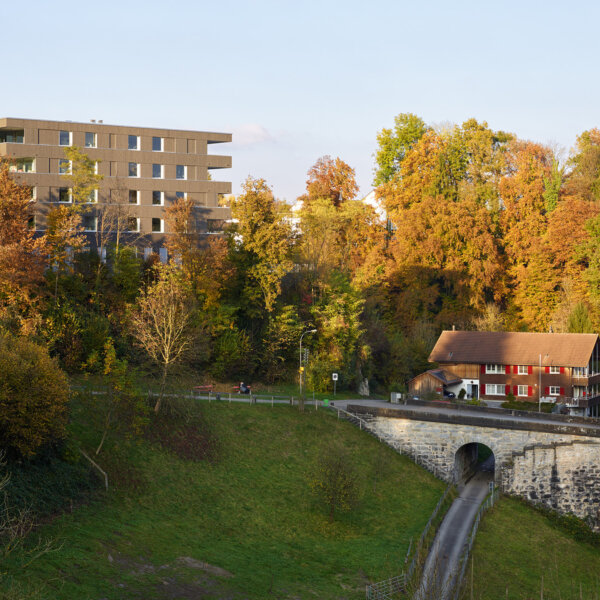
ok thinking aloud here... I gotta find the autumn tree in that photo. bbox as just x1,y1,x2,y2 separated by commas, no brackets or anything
230,177,293,312
129,264,197,412
0,159,47,334
302,155,359,206
0,335,69,458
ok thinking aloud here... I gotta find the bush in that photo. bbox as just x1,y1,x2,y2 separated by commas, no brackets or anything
0,336,70,458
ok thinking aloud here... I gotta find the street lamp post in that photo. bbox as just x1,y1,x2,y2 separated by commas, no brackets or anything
299,329,317,398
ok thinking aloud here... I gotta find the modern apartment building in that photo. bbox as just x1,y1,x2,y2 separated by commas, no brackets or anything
410,330,600,417
0,117,231,253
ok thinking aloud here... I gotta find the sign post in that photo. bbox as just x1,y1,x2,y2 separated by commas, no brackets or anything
332,372,338,396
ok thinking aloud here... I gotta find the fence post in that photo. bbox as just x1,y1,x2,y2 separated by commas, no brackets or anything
271,396,274,407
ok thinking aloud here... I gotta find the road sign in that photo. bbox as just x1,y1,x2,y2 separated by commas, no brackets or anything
332,373,338,381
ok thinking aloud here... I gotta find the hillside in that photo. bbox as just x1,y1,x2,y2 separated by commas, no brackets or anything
463,496,600,599
2,399,445,599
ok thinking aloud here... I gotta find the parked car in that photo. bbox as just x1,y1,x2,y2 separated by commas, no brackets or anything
443,391,456,399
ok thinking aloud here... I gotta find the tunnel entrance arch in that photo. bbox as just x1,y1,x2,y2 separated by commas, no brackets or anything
454,442,495,484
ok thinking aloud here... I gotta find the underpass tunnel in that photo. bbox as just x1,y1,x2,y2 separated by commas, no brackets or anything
454,442,495,485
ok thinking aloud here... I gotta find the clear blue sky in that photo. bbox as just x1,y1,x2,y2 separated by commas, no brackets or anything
4,0,599,202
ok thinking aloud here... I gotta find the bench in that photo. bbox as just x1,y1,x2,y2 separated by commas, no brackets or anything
193,384,214,394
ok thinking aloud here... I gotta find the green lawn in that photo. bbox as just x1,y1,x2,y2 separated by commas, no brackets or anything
2,399,443,599
463,497,600,600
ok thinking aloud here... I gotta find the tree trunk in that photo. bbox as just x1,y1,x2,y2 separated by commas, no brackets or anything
155,364,168,413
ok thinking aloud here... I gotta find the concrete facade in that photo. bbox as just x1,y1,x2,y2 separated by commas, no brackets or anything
354,412,600,528
0,117,232,250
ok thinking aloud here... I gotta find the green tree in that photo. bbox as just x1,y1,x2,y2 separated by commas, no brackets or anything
230,177,293,313
567,302,595,333
373,112,429,185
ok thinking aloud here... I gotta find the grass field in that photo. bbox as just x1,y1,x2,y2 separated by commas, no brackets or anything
2,398,443,599
462,496,600,600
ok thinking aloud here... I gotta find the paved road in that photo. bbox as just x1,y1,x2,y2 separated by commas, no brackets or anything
330,398,600,432
415,459,494,600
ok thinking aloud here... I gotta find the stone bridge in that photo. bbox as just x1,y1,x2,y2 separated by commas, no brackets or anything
347,404,600,528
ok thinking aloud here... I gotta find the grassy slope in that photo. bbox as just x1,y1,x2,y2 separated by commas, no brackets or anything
465,497,600,600
4,401,444,600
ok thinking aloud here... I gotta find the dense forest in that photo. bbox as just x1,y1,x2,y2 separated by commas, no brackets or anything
2,114,600,399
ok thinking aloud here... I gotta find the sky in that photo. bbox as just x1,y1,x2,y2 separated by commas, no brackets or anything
3,0,600,202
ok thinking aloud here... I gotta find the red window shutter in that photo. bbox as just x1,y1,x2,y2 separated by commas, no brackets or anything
513,385,518,395
480,364,485,374
560,367,564,374
560,387,565,395
505,385,510,395
528,365,533,375
505,365,510,374
528,386,533,397
513,365,518,374
544,387,549,395
545,366,550,374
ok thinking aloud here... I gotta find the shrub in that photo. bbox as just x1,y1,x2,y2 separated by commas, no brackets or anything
0,336,69,458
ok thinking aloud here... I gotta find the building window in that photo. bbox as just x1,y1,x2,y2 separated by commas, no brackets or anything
127,217,139,232
59,159,71,174
152,164,163,178
176,165,187,180
93,161,99,174
517,385,528,397
128,135,140,150
549,366,560,374
152,218,163,233
152,191,164,206
0,129,24,143
27,215,35,230
30,186,37,201
58,188,71,203
152,137,163,152
128,162,139,177
175,191,187,199
59,130,72,146
83,215,97,232
9,159,35,173
129,190,139,204
549,386,561,396
485,364,503,374
85,132,97,148
573,367,588,378
485,384,505,396
86,189,98,203
518,365,528,375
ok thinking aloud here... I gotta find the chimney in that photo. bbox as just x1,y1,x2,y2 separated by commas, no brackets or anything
91,119,96,123
98,120,103,124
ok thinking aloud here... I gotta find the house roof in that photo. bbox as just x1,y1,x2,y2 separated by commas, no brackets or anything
408,368,462,386
429,331,599,368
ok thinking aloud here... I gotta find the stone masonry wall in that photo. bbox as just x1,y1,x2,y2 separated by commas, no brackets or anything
365,416,600,527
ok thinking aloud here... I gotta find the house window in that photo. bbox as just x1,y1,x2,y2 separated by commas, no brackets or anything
86,189,98,203
152,218,163,233
485,384,505,396
176,165,187,180
85,132,97,148
485,364,503,374
30,186,37,201
518,365,528,375
152,164,163,178
152,137,163,152
93,161,99,174
59,159,71,174
9,159,35,173
128,190,139,204
152,191,164,206
127,217,139,232
83,215,97,232
128,135,140,150
549,366,560,374
27,215,35,230
175,191,187,199
58,188,71,203
517,385,528,397
549,386,561,396
0,129,24,143
128,162,139,177
59,130,71,146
